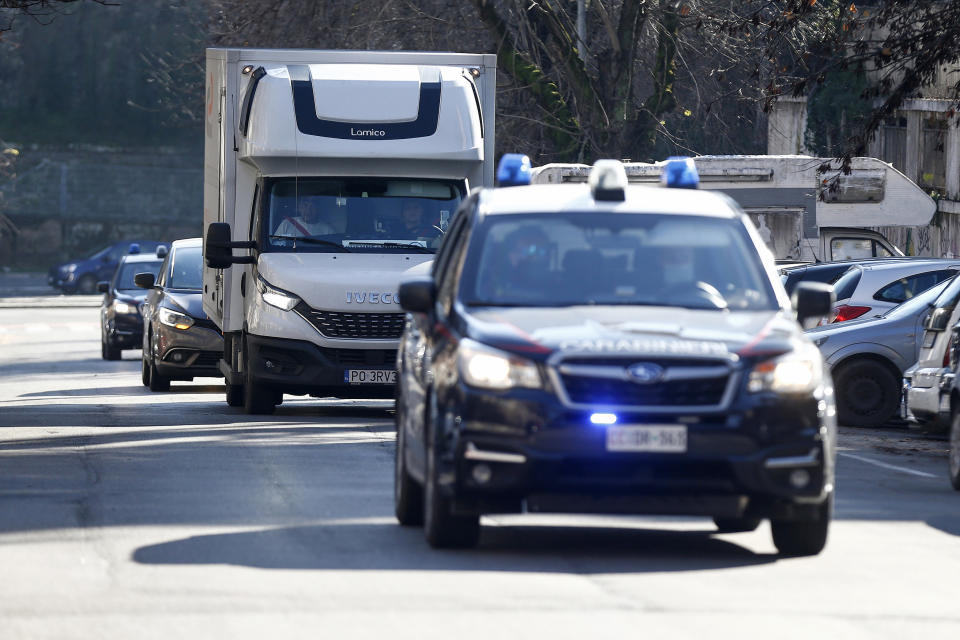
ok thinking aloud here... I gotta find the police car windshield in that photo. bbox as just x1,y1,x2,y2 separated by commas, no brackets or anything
462,213,776,311
260,177,461,254
114,260,163,291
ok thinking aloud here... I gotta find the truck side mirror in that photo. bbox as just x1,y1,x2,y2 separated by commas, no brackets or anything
97,281,109,294
793,281,835,328
134,272,156,289
205,222,233,269
398,277,436,313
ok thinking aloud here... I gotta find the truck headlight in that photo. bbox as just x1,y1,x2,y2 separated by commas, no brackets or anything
113,301,137,315
748,343,823,394
458,338,543,390
257,276,300,311
159,307,194,330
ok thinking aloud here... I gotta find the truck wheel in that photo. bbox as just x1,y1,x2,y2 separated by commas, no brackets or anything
770,495,831,557
225,383,244,407
423,395,479,548
241,336,276,414
949,411,960,491
713,516,762,533
394,391,424,526
77,274,97,295
834,360,899,427
148,359,170,392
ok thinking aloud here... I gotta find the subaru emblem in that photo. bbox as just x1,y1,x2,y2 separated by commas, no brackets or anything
626,362,664,384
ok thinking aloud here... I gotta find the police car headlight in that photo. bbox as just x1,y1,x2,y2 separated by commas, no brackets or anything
458,339,543,390
113,301,137,315
257,276,301,311
159,307,194,330
748,343,823,394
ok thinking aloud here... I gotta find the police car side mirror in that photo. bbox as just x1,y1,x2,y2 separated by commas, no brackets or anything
398,277,436,313
793,282,834,328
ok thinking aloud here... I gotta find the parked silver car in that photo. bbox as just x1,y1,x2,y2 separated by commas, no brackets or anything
902,275,960,432
827,259,960,323
808,278,951,427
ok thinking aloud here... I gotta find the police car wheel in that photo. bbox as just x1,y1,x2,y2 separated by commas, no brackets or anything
101,335,121,361
394,392,424,526
770,495,831,557
834,359,899,428
948,411,960,491
423,396,479,548
713,516,762,533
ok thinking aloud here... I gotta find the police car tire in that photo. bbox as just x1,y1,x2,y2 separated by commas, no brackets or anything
770,495,831,557
713,516,762,533
394,393,424,526
102,336,121,361
948,410,960,491
423,398,479,548
834,359,899,428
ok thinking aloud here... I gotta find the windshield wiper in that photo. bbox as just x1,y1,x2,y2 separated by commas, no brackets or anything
269,235,352,252
373,242,435,253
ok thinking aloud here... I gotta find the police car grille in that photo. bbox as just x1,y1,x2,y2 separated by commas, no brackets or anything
295,305,405,339
559,372,729,407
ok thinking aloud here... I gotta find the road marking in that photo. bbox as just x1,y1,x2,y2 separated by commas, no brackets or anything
838,451,939,479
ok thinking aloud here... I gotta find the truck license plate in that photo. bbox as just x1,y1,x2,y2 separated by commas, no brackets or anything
606,425,687,453
344,369,397,385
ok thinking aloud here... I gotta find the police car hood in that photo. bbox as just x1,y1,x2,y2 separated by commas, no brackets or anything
258,253,433,311
464,305,799,360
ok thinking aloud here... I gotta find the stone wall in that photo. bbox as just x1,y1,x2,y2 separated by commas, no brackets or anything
0,146,202,269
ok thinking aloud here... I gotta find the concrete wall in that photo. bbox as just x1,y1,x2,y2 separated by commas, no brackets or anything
0,146,202,268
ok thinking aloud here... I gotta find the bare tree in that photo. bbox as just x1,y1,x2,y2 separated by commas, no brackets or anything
0,0,117,32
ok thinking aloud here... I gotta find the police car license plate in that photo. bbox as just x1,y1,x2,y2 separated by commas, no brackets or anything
344,369,396,384
606,425,687,453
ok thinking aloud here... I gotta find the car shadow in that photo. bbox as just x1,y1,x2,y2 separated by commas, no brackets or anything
132,521,778,574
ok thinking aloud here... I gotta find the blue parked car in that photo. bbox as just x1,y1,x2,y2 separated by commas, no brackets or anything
48,241,167,294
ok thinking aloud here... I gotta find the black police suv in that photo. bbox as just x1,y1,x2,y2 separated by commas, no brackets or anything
99,253,164,360
393,160,837,555
138,238,223,391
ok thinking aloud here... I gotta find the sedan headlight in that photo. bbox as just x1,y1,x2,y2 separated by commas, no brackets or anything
63,264,78,273
458,338,543,390
748,342,823,394
113,301,137,315
159,307,194,330
257,276,301,311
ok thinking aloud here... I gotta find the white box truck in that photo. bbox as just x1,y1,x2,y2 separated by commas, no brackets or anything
531,156,936,262
202,48,496,414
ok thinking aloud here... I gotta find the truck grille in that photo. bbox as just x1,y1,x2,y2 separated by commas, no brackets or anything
555,357,732,409
316,347,397,366
295,304,405,339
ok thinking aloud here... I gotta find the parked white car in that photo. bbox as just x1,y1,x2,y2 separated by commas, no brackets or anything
827,259,960,323
902,276,960,432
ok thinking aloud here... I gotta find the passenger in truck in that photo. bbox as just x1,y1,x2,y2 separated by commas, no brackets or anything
395,200,440,238
274,198,337,237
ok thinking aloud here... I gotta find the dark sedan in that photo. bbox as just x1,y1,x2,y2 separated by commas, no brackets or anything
99,254,164,360
138,238,223,391
50,241,166,294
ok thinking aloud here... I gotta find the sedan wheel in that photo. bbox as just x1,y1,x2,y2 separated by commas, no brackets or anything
834,360,899,427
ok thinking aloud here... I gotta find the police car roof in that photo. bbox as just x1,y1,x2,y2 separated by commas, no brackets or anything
479,183,741,218
120,253,165,264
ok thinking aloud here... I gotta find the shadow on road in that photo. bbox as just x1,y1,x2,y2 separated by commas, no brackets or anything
131,521,778,574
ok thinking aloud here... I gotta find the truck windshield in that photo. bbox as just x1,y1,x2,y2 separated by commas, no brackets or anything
260,177,462,254
461,213,777,311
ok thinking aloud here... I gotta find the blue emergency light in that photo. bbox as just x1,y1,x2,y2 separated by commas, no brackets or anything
497,153,532,187
661,156,699,189
128,243,141,254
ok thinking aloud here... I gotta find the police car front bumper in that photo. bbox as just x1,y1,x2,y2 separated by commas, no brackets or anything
437,385,832,520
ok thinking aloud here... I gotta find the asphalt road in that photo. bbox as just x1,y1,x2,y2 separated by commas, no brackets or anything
1,303,959,638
